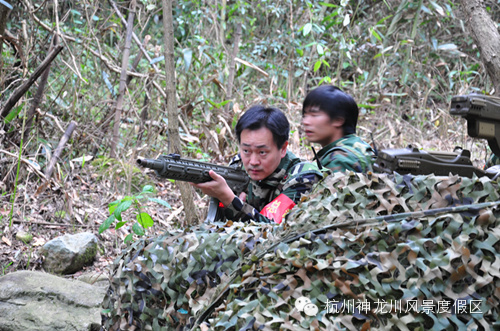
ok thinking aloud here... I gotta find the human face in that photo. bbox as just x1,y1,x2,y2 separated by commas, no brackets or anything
302,106,344,147
239,127,288,181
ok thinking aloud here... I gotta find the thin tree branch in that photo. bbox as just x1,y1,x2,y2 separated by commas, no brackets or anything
110,0,136,158
44,120,78,180
0,44,64,118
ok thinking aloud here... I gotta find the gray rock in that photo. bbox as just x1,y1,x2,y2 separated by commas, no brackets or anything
0,270,106,331
41,232,98,274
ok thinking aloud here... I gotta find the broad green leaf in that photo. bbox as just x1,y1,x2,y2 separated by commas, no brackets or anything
142,185,155,193
115,221,127,229
313,60,321,72
114,200,132,221
137,212,154,228
108,200,121,215
132,222,145,236
3,104,23,124
317,43,324,55
303,23,312,36
123,234,133,243
99,214,115,233
182,48,193,72
148,198,172,209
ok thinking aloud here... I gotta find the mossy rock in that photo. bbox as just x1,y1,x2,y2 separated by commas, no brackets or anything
102,172,500,330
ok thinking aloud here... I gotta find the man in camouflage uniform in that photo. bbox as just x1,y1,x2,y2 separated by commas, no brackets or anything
193,105,322,224
302,85,375,172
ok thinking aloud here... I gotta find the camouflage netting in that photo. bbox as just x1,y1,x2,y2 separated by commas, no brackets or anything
102,172,500,330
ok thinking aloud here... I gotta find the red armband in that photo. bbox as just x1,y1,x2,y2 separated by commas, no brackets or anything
260,194,296,224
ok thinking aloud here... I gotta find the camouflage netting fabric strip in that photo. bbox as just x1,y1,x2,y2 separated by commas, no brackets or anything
102,172,500,330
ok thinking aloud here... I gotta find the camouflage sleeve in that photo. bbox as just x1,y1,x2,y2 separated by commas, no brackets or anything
223,196,275,223
281,161,322,203
322,150,365,173
486,154,500,168
223,162,322,224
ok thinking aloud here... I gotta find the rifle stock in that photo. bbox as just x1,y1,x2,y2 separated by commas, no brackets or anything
137,154,249,223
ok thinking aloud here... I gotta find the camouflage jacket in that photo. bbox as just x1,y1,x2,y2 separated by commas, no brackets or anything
486,154,500,168
316,134,375,173
223,151,322,223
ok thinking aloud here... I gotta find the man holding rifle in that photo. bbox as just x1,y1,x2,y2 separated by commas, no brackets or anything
192,105,322,224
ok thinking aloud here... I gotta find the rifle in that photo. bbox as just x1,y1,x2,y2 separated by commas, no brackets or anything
373,145,491,178
374,93,500,179
137,154,249,222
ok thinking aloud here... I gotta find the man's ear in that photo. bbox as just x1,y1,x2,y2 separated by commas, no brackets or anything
331,117,345,128
280,141,289,158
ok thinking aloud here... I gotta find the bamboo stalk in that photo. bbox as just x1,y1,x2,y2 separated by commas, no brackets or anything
109,0,136,158
44,120,78,181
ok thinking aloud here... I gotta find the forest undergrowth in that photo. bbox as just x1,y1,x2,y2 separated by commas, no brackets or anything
0,97,491,277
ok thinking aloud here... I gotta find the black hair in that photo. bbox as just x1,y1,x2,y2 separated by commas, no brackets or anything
235,105,289,149
302,85,359,135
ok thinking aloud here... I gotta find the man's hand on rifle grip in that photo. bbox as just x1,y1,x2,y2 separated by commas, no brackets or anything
191,170,235,207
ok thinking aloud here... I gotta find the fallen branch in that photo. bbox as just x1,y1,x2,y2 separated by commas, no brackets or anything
45,121,78,180
11,218,92,228
0,44,64,118
0,149,46,179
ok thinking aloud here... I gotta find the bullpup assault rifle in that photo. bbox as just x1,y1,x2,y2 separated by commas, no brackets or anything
374,94,500,179
137,154,249,222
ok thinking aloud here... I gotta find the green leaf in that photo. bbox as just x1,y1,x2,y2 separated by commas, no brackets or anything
313,60,322,72
114,200,133,221
99,214,116,233
132,222,145,236
123,234,133,243
319,2,338,7
3,104,23,124
142,185,155,193
108,200,121,215
182,48,193,72
137,212,154,228
303,23,312,36
370,27,383,42
317,44,324,55
148,198,172,209
115,221,127,229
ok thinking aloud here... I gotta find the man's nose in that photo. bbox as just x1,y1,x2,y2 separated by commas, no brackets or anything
302,116,310,125
249,154,260,165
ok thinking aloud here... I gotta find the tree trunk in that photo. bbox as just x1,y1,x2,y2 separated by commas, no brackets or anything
161,0,197,225
110,0,136,158
23,34,58,141
459,0,500,95
224,23,241,119
0,0,12,85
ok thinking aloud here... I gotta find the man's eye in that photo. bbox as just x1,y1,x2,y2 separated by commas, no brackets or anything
242,149,249,154
260,151,267,155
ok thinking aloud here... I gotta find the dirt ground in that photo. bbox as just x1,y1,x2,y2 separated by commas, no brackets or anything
0,161,207,280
